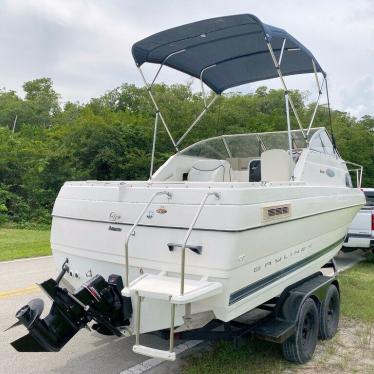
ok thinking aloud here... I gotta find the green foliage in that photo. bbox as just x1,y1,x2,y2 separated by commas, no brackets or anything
22,77,60,126
0,78,60,131
0,78,373,226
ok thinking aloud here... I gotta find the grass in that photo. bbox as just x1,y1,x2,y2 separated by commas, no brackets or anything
339,253,374,323
184,253,374,373
0,228,51,261
185,339,290,374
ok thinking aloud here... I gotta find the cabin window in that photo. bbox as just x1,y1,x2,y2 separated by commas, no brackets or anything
345,173,353,188
310,131,335,156
319,132,335,156
310,134,325,153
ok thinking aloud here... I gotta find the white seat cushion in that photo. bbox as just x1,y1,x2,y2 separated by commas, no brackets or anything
188,159,230,182
261,149,292,182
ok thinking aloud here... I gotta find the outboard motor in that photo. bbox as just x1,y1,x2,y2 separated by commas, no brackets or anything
8,259,132,352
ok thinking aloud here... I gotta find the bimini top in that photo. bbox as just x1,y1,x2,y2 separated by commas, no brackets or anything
132,14,324,94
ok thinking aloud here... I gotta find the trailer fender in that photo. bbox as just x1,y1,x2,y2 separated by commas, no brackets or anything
276,273,338,324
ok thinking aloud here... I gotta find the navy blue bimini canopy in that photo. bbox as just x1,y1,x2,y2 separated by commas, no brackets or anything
132,14,325,94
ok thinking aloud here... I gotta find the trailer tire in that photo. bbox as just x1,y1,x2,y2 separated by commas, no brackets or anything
319,284,340,340
281,298,319,364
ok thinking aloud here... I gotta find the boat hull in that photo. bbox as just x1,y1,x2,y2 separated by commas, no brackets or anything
51,181,364,332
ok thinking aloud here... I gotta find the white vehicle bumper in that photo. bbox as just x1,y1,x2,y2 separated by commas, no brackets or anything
343,234,374,249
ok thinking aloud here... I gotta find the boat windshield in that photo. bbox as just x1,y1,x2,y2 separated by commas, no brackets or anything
180,128,320,161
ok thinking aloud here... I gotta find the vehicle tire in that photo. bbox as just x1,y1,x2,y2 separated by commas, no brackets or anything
281,298,319,364
319,284,340,340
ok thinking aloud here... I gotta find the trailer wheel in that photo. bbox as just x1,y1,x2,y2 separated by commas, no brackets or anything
281,298,319,364
319,284,340,340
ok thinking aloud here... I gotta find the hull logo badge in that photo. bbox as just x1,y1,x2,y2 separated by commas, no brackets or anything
109,212,121,222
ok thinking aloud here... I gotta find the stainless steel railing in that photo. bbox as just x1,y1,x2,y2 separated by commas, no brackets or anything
179,191,220,295
132,190,220,357
124,190,172,287
345,160,363,188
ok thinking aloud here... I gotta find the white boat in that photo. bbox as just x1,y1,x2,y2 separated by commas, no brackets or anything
10,14,365,363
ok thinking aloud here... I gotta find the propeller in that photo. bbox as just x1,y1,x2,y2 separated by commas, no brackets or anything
15,298,44,329
5,298,44,332
7,298,46,352
4,320,22,332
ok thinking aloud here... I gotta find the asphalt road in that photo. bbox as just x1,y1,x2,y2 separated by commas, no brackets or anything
0,250,366,374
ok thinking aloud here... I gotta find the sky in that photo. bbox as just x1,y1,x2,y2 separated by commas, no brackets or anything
1,0,374,118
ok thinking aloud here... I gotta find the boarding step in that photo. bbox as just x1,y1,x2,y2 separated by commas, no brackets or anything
122,273,222,304
133,344,176,361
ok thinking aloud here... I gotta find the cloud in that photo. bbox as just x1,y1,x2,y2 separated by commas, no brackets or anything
340,76,374,118
0,0,374,117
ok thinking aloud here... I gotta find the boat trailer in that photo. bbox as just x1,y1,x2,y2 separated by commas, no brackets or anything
9,259,339,364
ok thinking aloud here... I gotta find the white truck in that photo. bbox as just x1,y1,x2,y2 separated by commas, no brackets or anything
343,188,374,252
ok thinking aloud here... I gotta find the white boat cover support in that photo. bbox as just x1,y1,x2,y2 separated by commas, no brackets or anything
134,15,330,178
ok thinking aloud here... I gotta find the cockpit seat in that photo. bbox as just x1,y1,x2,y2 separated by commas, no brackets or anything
188,159,231,182
261,149,292,182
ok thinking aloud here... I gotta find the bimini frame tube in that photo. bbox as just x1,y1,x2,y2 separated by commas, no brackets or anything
150,49,186,88
306,61,326,136
176,65,220,147
149,112,159,178
200,64,216,108
137,66,179,151
138,59,220,177
267,38,328,168
139,33,326,181
267,41,306,140
266,38,327,179
176,94,219,147
306,76,325,136
284,92,294,179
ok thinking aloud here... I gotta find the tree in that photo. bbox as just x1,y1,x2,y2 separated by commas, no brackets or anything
23,78,60,127
0,82,373,226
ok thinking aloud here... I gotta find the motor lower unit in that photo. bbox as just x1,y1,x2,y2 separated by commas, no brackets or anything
9,269,132,352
